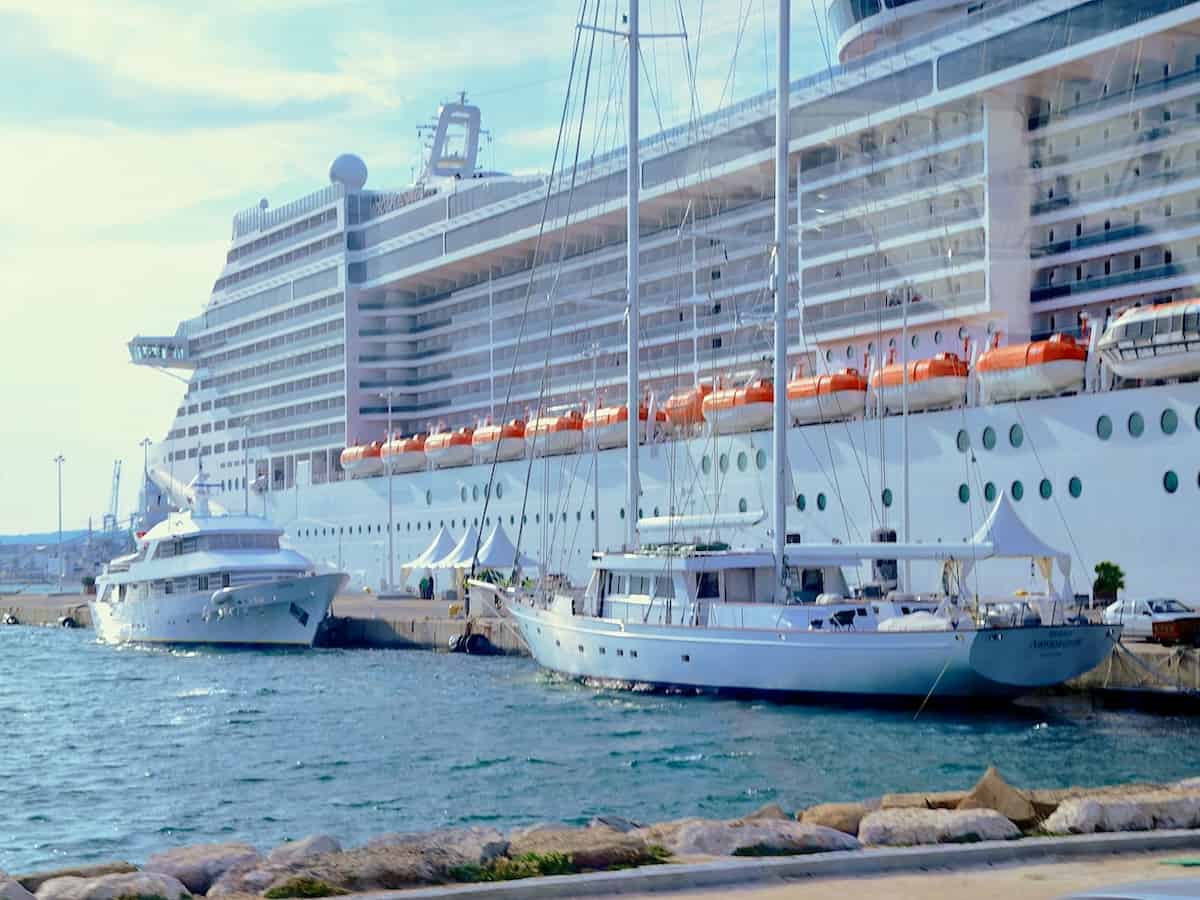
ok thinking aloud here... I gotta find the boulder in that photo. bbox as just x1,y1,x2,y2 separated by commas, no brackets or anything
800,802,872,836
17,865,138,894
588,815,642,834
736,803,791,823
956,766,1037,829
858,808,1020,846
35,872,189,900
144,842,259,895
880,790,966,810
267,835,342,867
659,819,860,857
507,825,657,870
1043,792,1200,834
1,881,35,900
282,828,511,892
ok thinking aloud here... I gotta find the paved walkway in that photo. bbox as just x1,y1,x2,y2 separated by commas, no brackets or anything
618,851,1199,899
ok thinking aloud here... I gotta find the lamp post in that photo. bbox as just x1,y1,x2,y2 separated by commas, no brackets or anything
53,454,65,589
386,388,395,592
138,437,151,518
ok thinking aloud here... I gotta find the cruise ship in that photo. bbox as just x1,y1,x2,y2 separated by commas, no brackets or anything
132,0,1200,599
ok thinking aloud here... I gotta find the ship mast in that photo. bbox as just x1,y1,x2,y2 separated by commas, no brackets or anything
772,0,790,598
625,0,641,551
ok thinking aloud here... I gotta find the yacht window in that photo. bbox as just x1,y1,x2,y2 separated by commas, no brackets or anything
724,569,754,603
181,537,199,554
156,541,175,559
801,568,825,594
222,573,231,588
164,580,174,595
697,572,720,600
653,576,674,598
629,575,650,595
174,578,189,592
197,575,209,591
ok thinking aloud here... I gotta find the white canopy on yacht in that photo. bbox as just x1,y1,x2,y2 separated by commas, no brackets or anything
429,526,480,570
453,522,539,573
401,526,458,583
968,491,1071,577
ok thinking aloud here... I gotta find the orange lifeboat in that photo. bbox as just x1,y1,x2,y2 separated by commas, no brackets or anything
786,369,868,424
582,405,667,449
472,420,526,461
663,385,713,429
977,333,1087,403
870,352,968,413
381,434,427,473
425,427,475,468
701,380,774,433
527,410,584,456
340,442,384,478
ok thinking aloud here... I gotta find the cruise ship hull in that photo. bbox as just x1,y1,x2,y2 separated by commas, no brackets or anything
89,572,345,646
264,381,1200,598
503,601,1119,700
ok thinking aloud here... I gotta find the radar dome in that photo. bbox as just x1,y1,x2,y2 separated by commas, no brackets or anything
329,153,368,191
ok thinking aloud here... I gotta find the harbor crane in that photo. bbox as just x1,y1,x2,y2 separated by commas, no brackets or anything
102,459,121,532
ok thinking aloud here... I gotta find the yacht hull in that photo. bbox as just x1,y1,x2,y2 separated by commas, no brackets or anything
504,602,1118,700
89,572,346,646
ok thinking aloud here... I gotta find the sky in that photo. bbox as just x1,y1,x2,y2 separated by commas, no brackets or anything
0,0,832,535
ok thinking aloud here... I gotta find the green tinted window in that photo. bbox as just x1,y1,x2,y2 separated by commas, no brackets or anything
1011,480,1024,501
1128,412,1144,437
702,455,712,474
756,449,767,470
817,492,827,511
956,430,970,453
1164,470,1180,494
1039,478,1052,499
958,483,970,503
1096,416,1112,440
738,497,748,512
796,493,806,511
719,453,729,472
881,488,893,508
983,481,997,502
982,426,996,450
1068,476,1083,498
1162,409,1179,434
1009,424,1024,447
737,451,748,471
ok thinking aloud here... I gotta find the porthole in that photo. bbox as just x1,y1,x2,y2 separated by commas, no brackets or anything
496,483,504,499
911,334,919,349
981,426,996,450
958,483,970,504
882,488,893,508
984,481,997,502
1039,478,1053,499
958,326,969,341
1195,407,1200,431
1069,476,1083,498
846,345,854,359
1161,408,1179,434
738,498,748,513
1164,470,1180,493
702,455,712,474
652,507,660,517
825,349,833,362
1128,412,1144,437
619,508,625,519
460,486,467,502
934,330,943,345
817,492,827,511
589,510,595,520
1011,480,1024,501
425,490,433,506
472,485,480,501
956,429,970,452
737,451,748,471
755,449,767,470
795,493,806,511
719,453,729,473
1009,424,1024,448
1096,415,1112,440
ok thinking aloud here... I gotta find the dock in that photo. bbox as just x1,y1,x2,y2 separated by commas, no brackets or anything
3,592,1199,704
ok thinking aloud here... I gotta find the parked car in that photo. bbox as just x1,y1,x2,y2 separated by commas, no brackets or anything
1102,597,1197,641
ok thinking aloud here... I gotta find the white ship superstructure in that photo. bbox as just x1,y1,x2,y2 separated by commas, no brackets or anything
133,0,1200,597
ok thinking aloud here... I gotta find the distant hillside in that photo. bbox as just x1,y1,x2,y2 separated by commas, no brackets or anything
0,529,90,546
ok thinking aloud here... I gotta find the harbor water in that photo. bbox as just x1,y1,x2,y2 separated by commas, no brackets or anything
4,627,1200,873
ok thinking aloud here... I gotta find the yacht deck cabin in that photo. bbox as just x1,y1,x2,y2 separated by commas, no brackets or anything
566,543,935,633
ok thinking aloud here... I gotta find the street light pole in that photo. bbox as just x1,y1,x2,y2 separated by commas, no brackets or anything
138,437,151,519
53,454,65,589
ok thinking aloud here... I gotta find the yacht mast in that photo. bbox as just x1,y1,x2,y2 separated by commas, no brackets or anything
625,0,641,551
772,0,790,597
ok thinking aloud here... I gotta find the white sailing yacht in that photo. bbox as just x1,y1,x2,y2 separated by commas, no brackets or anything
473,0,1120,702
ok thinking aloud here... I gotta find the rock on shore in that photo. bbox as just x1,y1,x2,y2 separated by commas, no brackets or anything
858,808,1021,846
143,842,259,895
1044,791,1200,834
35,872,189,900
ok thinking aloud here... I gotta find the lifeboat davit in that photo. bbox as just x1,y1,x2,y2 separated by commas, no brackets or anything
340,442,384,478
425,427,475,468
1097,299,1200,381
701,380,774,433
582,405,666,449
527,410,584,456
473,420,526,461
663,385,713,429
977,334,1087,402
787,369,868,424
381,434,427,473
871,353,968,413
